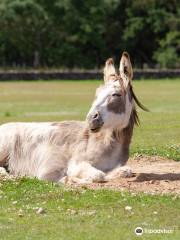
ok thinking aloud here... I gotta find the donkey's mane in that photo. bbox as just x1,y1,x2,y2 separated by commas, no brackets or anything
114,84,148,144
130,85,149,113
127,84,149,128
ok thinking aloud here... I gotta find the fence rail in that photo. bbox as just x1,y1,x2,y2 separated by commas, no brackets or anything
0,69,179,80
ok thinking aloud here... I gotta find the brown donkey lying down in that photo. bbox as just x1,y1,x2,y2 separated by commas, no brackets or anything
0,52,147,184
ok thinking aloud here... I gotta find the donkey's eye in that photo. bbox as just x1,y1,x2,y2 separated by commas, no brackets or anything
112,93,121,97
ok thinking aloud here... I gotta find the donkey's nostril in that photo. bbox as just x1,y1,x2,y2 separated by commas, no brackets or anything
93,113,99,119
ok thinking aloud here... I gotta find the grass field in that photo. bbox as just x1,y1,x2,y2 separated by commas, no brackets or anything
0,79,179,160
0,178,180,240
0,79,180,239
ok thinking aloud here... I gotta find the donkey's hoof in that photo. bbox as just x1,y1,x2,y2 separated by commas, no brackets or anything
90,170,106,183
106,166,134,181
120,166,133,178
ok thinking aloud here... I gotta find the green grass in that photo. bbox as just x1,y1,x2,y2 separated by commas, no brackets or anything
132,80,180,160
0,178,180,240
0,79,180,239
0,79,179,160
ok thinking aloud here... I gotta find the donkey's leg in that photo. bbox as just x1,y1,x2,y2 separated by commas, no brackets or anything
105,165,133,181
66,160,105,183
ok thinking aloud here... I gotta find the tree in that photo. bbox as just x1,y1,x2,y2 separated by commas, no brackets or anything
0,0,50,67
0,0,179,68
122,0,180,67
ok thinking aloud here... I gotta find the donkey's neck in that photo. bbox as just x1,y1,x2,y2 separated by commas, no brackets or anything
81,126,133,171
83,108,136,168
82,127,113,147
115,107,137,143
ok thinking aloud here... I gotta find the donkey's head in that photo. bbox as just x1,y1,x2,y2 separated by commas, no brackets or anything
86,52,147,133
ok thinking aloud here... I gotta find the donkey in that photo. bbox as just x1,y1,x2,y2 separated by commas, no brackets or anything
0,52,147,183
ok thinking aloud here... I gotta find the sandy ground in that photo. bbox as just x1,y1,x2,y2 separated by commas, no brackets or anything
0,155,179,195
86,155,180,195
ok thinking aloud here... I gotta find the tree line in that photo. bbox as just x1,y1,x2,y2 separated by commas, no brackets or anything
0,0,179,69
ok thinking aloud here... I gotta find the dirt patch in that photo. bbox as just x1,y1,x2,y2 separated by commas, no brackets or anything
86,156,180,195
0,156,179,195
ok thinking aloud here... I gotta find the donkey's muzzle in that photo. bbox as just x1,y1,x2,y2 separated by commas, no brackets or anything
87,112,104,132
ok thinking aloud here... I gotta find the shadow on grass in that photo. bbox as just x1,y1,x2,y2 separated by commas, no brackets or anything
134,172,180,182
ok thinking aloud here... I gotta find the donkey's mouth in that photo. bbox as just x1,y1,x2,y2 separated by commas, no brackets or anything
90,127,101,133
90,122,104,133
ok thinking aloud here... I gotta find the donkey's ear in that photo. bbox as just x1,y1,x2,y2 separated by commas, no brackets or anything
104,58,117,84
119,52,133,88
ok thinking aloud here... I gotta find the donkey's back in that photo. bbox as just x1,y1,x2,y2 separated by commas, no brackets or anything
0,121,85,180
